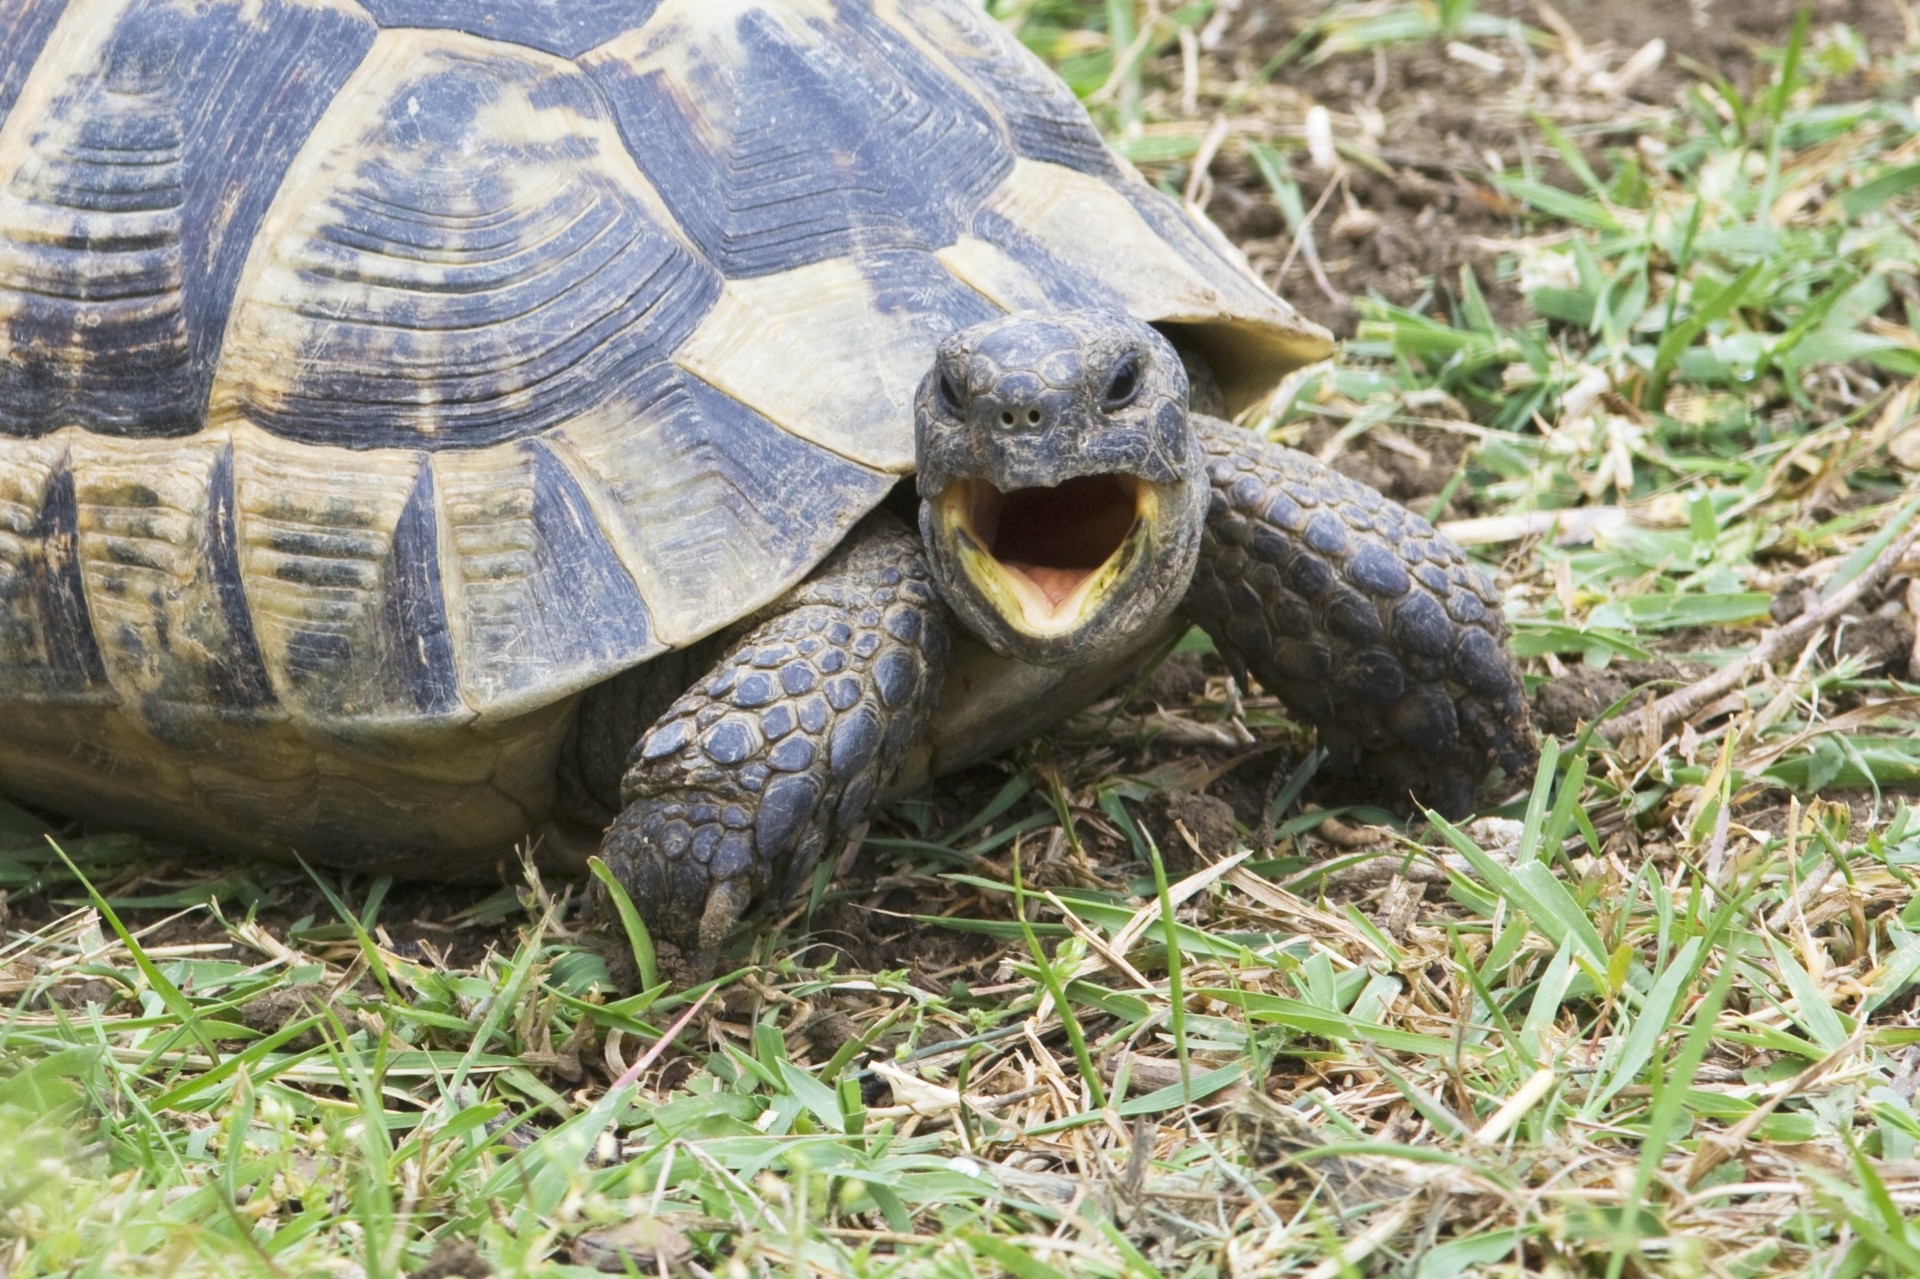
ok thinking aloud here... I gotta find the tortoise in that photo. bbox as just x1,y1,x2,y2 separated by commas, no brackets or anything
0,0,1532,948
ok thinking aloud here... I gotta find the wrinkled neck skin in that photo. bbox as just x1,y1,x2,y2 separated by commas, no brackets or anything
914,310,1209,669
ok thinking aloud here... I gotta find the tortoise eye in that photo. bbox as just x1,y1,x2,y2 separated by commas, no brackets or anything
1102,355,1141,410
936,371,964,414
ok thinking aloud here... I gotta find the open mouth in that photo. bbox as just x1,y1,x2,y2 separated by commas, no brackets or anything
938,474,1155,635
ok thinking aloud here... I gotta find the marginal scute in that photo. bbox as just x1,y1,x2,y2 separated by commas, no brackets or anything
231,430,465,726
433,437,660,716
969,159,1333,413
0,0,377,438
202,443,278,711
65,434,277,730
381,461,463,716
675,253,997,473
0,440,112,700
210,29,719,451
356,0,662,58
583,0,1011,276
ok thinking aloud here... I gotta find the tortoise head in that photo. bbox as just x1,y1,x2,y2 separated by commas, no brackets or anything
915,311,1207,666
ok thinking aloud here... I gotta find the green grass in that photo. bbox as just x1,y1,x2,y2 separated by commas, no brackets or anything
12,2,1920,1275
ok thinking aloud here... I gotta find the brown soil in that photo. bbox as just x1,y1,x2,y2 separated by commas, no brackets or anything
1532,659,1691,738
411,1239,491,1279
1198,0,1914,340
1135,789,1243,872
1502,0,1913,102
1772,574,1916,678
234,985,331,1051
1832,610,1916,678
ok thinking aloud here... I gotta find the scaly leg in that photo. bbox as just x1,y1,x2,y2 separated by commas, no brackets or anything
601,519,951,949
1184,418,1531,816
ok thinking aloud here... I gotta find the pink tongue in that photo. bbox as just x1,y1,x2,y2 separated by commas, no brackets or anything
1007,562,1091,608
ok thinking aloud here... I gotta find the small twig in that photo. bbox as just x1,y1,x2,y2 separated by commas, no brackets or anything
1183,113,1230,212
1273,168,1346,305
1439,506,1630,548
1601,526,1920,747
609,985,715,1091
1368,148,1496,179
1300,1198,1418,1279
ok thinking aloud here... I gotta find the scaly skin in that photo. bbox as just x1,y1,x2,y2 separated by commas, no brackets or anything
1184,417,1532,816
603,520,951,949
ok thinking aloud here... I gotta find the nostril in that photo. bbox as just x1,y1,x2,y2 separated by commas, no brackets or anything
1025,408,1041,425
999,411,1014,427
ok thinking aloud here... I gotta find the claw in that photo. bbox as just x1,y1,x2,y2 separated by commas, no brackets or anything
698,878,751,950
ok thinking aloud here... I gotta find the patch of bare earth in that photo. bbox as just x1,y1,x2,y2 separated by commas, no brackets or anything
1197,0,1913,345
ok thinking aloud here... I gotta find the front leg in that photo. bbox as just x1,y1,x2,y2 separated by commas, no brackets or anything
602,520,951,950
1185,418,1532,817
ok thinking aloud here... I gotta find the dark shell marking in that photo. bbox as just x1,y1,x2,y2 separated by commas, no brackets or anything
883,0,1118,180
357,0,662,59
24,453,109,695
380,462,462,717
584,2,1012,277
0,0,377,439
0,2,61,126
212,37,724,452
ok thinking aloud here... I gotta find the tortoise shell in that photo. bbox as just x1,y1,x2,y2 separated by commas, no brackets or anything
0,0,1331,862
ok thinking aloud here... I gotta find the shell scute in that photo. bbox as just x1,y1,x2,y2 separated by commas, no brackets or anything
0,1,61,126
583,0,1012,278
231,438,470,726
0,0,377,439
383,462,463,717
0,446,111,700
879,0,1117,179
64,436,276,724
956,160,1331,413
550,364,892,650
211,31,721,452
672,251,997,473
358,0,661,59
516,440,658,679
431,437,660,715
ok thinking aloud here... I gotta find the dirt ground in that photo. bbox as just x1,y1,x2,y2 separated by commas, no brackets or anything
1214,0,1913,345
1178,0,1915,521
